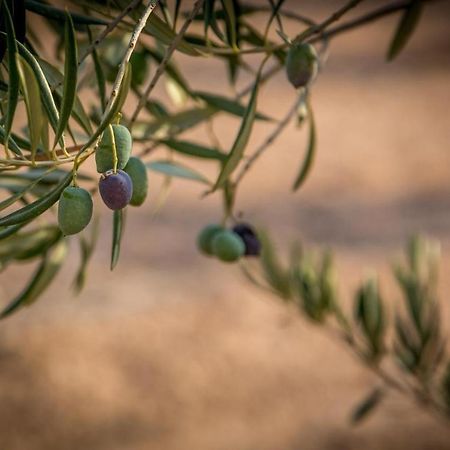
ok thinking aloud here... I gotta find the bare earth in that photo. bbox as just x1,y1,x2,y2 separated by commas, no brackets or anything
1,1,450,449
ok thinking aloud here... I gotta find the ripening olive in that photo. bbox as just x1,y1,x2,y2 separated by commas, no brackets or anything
285,43,318,89
123,156,148,207
211,230,245,263
58,186,93,235
98,170,133,210
197,224,224,256
95,124,132,173
232,223,261,257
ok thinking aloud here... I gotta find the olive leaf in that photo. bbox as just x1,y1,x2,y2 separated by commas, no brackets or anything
73,217,99,293
350,387,384,424
212,70,261,191
0,172,72,227
160,138,226,161
147,160,211,185
53,12,78,150
16,54,43,161
387,0,423,61
292,101,316,191
2,1,21,157
194,90,273,121
88,27,106,112
111,209,125,271
24,0,108,26
220,0,239,50
0,238,67,319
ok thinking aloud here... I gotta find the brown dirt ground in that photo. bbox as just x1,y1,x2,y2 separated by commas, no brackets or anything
1,1,450,449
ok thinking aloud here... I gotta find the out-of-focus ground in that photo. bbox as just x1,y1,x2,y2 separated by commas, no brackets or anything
1,1,450,449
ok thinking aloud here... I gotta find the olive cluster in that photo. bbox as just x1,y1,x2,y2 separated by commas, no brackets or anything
197,222,261,263
57,124,148,236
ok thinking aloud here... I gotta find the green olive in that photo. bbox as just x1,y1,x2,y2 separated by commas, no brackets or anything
211,230,245,262
197,224,224,256
95,124,132,173
286,43,318,89
58,186,93,235
123,156,148,207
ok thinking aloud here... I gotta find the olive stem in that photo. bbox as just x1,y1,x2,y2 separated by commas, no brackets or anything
109,125,119,173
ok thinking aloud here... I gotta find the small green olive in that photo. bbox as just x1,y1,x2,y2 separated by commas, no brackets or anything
197,224,224,256
58,186,93,235
211,230,245,263
95,124,132,173
123,156,148,207
285,43,318,89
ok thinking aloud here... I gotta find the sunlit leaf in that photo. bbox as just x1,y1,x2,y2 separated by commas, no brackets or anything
16,54,43,161
292,101,316,191
160,138,226,161
53,12,78,149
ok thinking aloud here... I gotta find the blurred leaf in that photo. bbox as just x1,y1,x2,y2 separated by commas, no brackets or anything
111,209,125,271
0,221,29,241
0,225,61,264
88,26,106,112
194,90,272,121
293,101,316,191
144,13,199,56
147,160,211,185
220,0,238,49
387,0,423,61
160,138,226,161
212,71,260,190
16,54,43,160
24,0,108,25
53,12,78,149
0,238,67,319
3,1,20,156
73,217,99,293
351,387,384,424
0,172,72,227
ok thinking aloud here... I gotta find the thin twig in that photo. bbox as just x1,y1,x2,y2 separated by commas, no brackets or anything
129,0,204,127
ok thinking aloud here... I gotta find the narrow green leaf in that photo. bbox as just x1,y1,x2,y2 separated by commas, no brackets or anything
387,0,423,61
221,0,238,49
160,138,226,161
194,90,273,121
147,160,211,185
16,54,43,160
88,26,106,112
73,217,99,293
0,238,67,319
39,58,93,136
0,221,29,241
351,388,384,424
81,62,131,152
0,125,25,156
0,172,72,227
24,0,108,26
0,169,53,212
111,209,125,270
53,12,78,149
212,72,260,190
145,13,199,56
3,1,20,155
292,102,316,191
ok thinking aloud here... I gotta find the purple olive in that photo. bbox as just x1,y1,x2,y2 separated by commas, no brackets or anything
232,222,261,257
99,170,133,210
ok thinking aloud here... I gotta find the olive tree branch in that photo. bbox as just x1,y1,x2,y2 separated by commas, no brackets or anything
129,0,205,127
